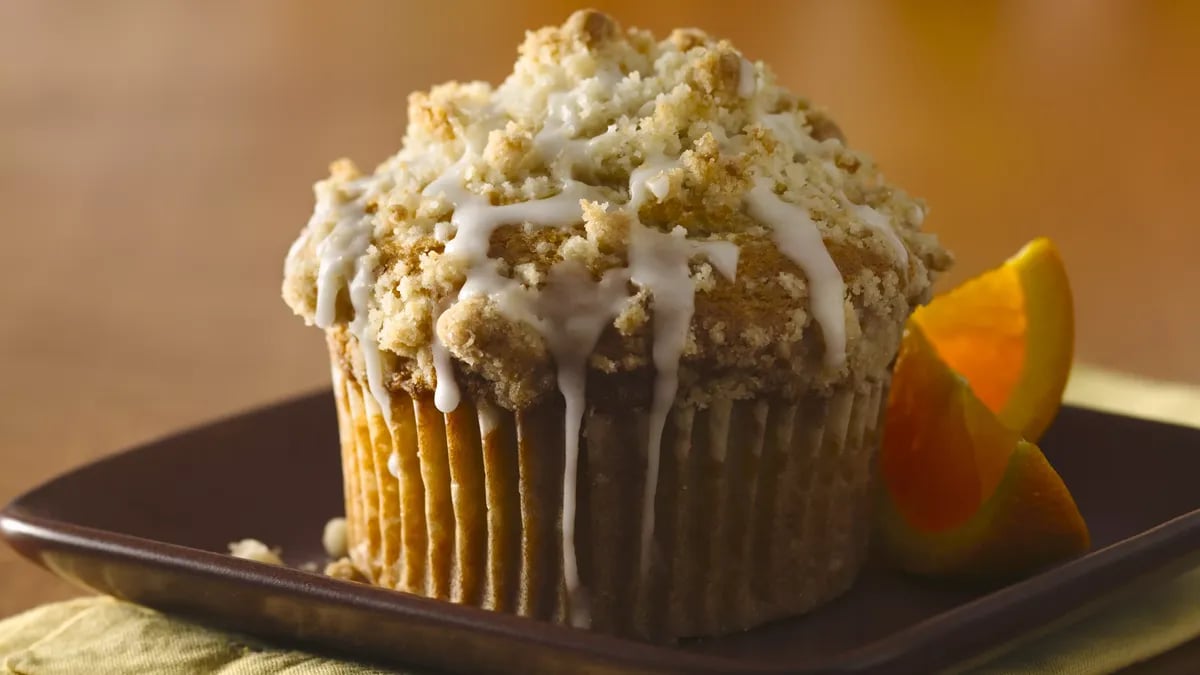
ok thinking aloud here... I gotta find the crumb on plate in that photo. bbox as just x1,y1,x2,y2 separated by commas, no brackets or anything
228,538,284,566
324,556,365,582
322,516,348,558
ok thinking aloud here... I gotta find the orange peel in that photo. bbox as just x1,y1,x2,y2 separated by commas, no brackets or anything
878,239,1088,579
912,237,1073,442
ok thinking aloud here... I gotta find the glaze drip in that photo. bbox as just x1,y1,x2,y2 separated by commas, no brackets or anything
745,177,848,369
626,162,738,580
311,173,396,421
850,201,909,265
533,261,631,627
628,225,737,579
422,157,607,415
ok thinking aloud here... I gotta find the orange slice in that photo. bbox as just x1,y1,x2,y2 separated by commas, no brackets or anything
878,322,1089,578
912,238,1073,442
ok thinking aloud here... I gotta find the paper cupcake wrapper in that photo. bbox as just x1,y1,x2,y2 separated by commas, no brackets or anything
329,339,887,640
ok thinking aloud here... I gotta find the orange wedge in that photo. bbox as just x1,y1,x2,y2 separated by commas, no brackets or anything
878,321,1089,579
912,238,1073,442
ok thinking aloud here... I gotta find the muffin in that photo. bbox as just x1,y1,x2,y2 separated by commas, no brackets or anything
282,10,950,641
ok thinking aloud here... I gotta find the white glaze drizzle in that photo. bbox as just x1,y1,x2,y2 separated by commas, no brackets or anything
532,261,630,627
419,144,739,624
532,92,591,171
737,57,757,98
757,112,909,272
476,398,502,437
423,156,606,414
745,177,848,369
628,158,677,209
626,162,738,581
526,67,623,170
909,203,926,227
645,172,671,201
759,112,808,149
430,314,460,414
313,176,382,327
312,174,396,422
629,225,736,580
349,255,393,422
849,201,908,265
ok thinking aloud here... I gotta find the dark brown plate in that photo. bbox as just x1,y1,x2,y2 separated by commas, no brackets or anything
4,393,1200,674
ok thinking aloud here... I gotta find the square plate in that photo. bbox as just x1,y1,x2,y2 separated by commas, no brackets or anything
4,392,1200,674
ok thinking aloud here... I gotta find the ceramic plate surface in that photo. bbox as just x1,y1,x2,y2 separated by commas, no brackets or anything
5,393,1200,674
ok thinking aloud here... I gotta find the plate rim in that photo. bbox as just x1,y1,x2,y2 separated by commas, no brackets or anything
5,394,1200,674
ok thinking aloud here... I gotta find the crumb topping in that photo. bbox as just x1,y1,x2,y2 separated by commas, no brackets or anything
283,10,951,410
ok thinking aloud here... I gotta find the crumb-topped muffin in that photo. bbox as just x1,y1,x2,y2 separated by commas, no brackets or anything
283,10,950,641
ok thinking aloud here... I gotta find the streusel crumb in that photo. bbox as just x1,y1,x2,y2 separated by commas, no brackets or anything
322,517,348,559
228,539,284,566
324,557,366,582
283,10,950,410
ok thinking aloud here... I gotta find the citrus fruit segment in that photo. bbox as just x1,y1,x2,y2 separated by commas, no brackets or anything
879,323,1090,578
912,237,1073,442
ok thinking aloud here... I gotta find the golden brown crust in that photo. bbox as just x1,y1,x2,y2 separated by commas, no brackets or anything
283,10,951,410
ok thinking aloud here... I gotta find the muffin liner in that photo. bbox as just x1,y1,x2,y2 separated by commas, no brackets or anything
329,336,887,640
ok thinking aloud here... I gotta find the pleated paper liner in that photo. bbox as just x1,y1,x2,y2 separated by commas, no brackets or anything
330,343,887,641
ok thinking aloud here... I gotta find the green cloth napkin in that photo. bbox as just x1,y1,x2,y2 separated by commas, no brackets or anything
2,365,1198,674
0,598,395,674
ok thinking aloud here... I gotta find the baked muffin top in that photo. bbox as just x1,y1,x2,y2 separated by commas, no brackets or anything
282,10,951,412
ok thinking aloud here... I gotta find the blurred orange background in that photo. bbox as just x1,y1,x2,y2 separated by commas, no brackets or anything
2,1,1199,615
